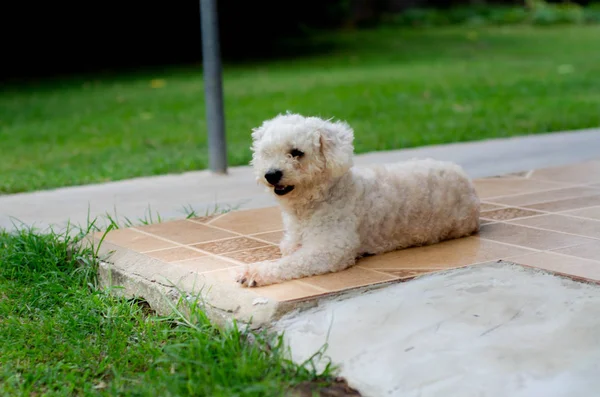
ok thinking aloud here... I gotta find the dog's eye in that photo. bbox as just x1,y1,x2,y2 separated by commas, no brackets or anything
290,149,304,158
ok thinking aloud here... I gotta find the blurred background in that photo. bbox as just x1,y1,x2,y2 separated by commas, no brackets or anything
1,0,599,193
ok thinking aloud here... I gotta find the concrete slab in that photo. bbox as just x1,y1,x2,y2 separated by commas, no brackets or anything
2,128,599,231
275,262,600,397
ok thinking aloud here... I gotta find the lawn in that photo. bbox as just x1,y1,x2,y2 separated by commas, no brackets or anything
0,225,339,396
1,25,599,194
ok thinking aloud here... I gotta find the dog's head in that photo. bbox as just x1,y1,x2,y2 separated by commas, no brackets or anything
250,112,354,199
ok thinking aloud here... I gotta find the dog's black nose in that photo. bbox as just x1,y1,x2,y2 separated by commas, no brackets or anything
265,170,283,185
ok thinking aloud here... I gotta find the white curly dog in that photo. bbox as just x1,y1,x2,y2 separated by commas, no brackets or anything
235,113,480,287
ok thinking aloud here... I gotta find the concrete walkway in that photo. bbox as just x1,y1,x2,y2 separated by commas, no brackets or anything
277,262,600,397
1,128,599,231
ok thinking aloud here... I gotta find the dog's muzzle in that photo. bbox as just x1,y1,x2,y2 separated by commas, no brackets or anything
264,169,294,196
273,185,295,196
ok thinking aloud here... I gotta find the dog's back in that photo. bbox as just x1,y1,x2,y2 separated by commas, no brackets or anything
347,158,480,255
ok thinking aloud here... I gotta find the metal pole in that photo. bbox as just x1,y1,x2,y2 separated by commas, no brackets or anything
200,0,227,174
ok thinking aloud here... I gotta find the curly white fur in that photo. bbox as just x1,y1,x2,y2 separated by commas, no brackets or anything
235,113,480,287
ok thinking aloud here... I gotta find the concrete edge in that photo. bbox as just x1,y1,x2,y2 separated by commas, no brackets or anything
93,240,279,328
85,235,414,328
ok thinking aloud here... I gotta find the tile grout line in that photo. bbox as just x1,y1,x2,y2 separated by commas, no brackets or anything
354,266,402,279
250,229,286,236
495,179,599,191
542,250,600,265
482,201,600,217
485,221,600,242
476,235,543,252
480,201,600,218
144,237,277,255
139,235,249,253
482,205,550,213
526,200,600,213
480,181,597,201
480,202,510,209
293,279,330,293
204,213,229,225
504,219,600,239
486,192,600,208
556,204,600,214
551,212,600,222
479,212,547,223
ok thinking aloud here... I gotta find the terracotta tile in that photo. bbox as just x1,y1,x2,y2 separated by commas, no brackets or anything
479,222,595,250
138,220,236,245
303,266,397,292
254,281,325,302
175,256,239,273
145,247,206,262
511,252,600,282
251,230,285,244
488,186,600,207
223,245,282,263
526,195,600,213
480,202,504,211
193,237,270,255
358,237,533,270
480,207,543,221
509,214,600,239
528,161,600,184
197,267,241,286
101,228,176,251
552,241,600,262
562,206,600,221
473,178,566,199
210,207,283,234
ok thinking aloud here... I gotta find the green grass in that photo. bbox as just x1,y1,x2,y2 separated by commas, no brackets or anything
1,25,599,194
0,225,335,396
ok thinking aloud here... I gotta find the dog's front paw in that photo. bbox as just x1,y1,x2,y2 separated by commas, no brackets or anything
234,263,271,288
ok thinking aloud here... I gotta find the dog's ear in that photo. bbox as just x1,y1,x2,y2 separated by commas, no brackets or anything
318,119,355,178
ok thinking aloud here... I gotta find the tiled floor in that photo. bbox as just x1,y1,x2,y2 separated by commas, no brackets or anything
94,160,600,304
